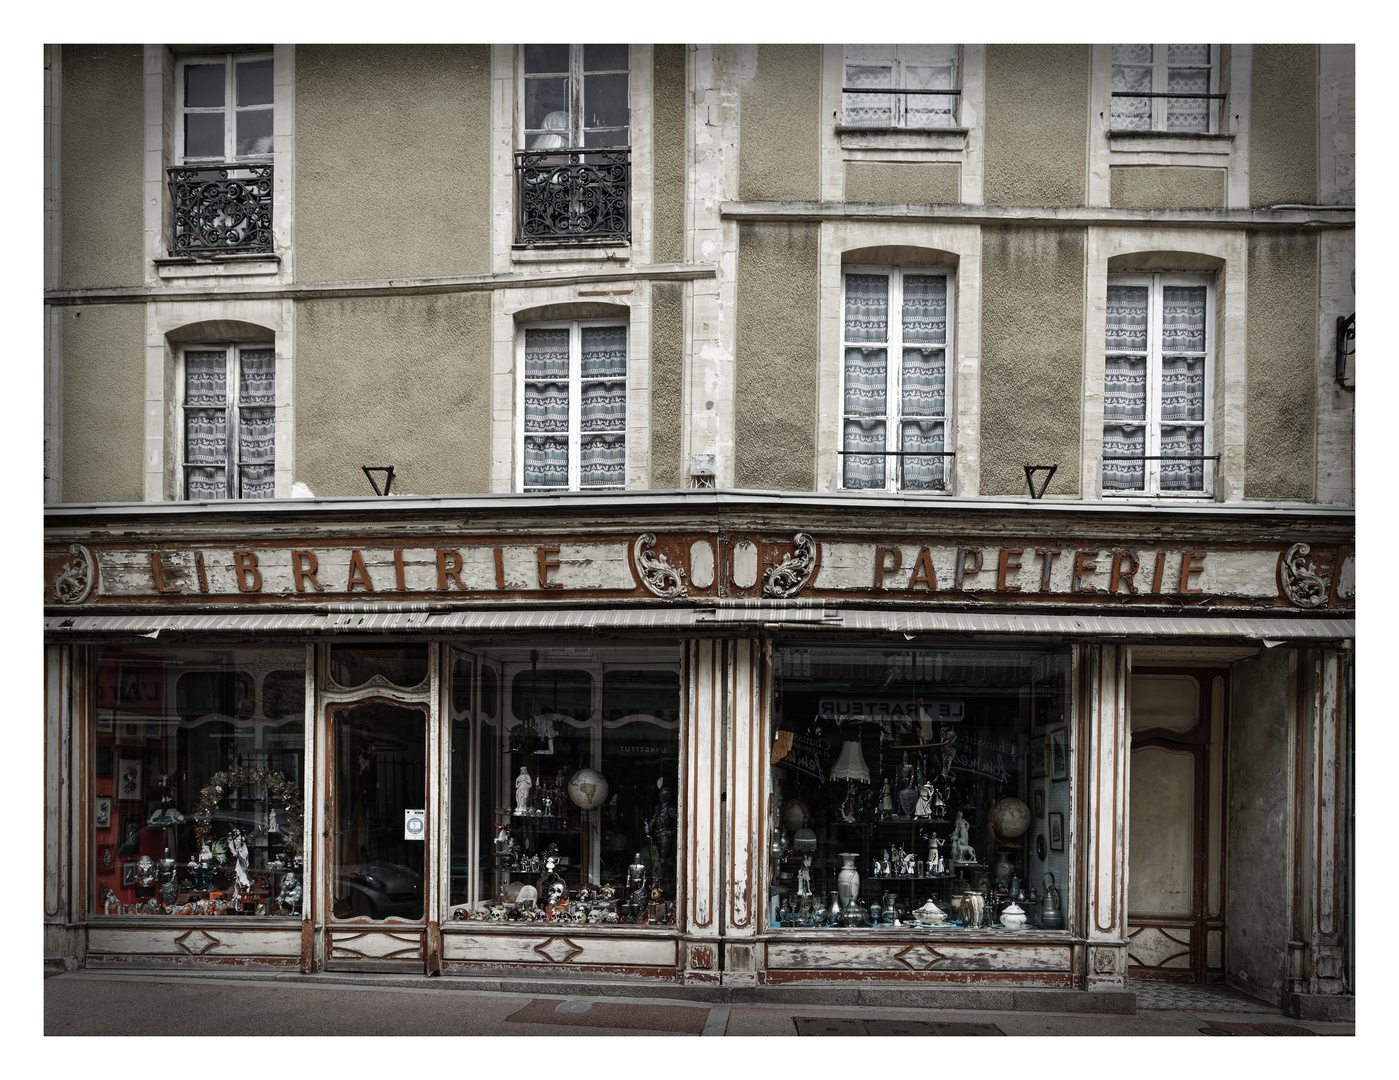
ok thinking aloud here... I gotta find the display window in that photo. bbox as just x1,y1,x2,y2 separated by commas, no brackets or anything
449,645,681,928
768,643,1072,932
92,646,307,917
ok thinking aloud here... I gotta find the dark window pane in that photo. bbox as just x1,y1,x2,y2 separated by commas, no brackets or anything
602,670,680,723
236,108,273,158
185,63,224,107
262,670,305,720
584,73,629,131
329,645,430,690
525,77,569,134
524,44,569,74
176,669,255,719
451,654,472,714
584,44,628,72
481,666,498,718
583,128,628,148
236,58,273,106
184,113,225,160
511,669,593,722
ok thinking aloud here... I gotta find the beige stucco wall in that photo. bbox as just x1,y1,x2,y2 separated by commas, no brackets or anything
979,226,1085,496
1110,166,1228,209
294,45,492,282
738,46,821,202
1245,232,1317,501
1250,45,1318,208
294,293,493,496
733,222,818,490
649,281,686,489
844,162,960,205
983,45,1089,207
60,45,144,290
652,45,687,264
61,305,145,502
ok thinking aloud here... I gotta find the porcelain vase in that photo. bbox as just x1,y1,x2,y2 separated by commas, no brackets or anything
837,852,861,904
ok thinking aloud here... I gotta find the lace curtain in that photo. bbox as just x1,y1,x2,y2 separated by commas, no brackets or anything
1160,426,1204,490
903,62,956,128
901,350,945,417
843,419,886,489
581,434,625,488
1102,425,1145,490
1166,45,1211,133
901,420,945,490
525,328,571,435
844,64,893,126
844,348,887,417
524,436,568,489
845,274,888,342
581,325,627,378
237,348,275,499
1110,45,1153,130
581,381,626,431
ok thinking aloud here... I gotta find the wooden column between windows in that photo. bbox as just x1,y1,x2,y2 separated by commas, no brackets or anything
1081,643,1130,989
721,638,766,986
679,639,723,982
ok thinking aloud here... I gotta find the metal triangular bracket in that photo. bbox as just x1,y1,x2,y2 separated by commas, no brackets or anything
1023,464,1058,500
362,466,396,496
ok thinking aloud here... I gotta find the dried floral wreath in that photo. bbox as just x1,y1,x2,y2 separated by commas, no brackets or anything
193,766,303,857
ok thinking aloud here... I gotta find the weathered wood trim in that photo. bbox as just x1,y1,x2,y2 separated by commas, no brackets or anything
1084,644,1130,988
88,925,304,959
441,930,678,968
683,640,721,933
725,638,762,937
765,939,1074,972
327,927,425,963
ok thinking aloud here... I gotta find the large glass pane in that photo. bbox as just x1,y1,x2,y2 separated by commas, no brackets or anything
185,63,225,107
235,58,273,106
239,465,274,500
185,410,227,465
92,646,306,918
769,644,1071,933
1105,285,1149,351
524,382,569,432
1110,59,1152,131
236,107,273,158
525,78,569,136
184,112,225,160
1161,355,1204,421
1161,285,1206,352
185,466,225,500
583,73,629,133
524,436,568,489
903,63,956,128
581,381,626,432
524,327,570,379
239,407,275,465
331,701,426,921
524,44,569,74
238,348,275,405
461,649,679,927
1166,66,1211,132
583,44,628,72
185,350,227,406
328,645,431,690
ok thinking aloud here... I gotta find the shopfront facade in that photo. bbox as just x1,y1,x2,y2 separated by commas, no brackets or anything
43,492,1353,1001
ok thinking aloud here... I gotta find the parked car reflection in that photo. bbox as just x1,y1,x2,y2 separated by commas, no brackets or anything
336,861,423,920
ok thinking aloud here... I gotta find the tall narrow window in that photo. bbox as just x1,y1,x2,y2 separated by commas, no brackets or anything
518,321,628,492
843,45,959,129
182,344,275,500
177,53,274,163
841,267,953,492
1110,45,1217,133
1102,274,1213,496
522,44,630,150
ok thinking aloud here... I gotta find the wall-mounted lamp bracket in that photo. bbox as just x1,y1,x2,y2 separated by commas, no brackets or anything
362,466,396,496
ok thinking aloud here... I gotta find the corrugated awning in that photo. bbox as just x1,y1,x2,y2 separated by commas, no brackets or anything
45,607,1355,641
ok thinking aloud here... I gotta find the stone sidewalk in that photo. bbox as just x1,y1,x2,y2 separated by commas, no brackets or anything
43,970,1355,1037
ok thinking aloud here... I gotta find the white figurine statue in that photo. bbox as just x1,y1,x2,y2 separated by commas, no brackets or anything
914,782,934,818
103,887,120,915
881,781,893,815
514,766,533,814
227,828,251,891
796,855,812,899
951,810,976,863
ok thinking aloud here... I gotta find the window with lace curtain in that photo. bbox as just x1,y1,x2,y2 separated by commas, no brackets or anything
517,321,628,492
840,267,953,492
1110,45,1218,133
842,45,960,129
1101,274,1214,496
180,344,276,500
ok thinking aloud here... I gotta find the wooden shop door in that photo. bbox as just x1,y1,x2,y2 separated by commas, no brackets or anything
1126,669,1227,983
323,698,431,972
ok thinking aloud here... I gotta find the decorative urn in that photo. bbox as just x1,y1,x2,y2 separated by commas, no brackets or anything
914,898,946,926
999,901,1028,929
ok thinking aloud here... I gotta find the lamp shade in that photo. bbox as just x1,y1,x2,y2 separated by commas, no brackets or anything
830,740,871,783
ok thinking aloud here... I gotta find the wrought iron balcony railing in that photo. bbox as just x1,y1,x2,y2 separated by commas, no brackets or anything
166,162,274,257
514,146,630,246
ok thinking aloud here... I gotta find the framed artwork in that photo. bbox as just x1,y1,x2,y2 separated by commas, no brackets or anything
1033,788,1045,819
96,745,113,778
115,717,144,746
116,757,143,802
117,814,142,856
95,797,112,830
116,664,143,707
96,712,114,735
1049,812,1064,852
122,862,137,887
1031,736,1047,779
100,845,114,870
144,719,163,740
1050,727,1069,782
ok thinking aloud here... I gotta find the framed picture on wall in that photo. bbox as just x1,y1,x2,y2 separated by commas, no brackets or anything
117,814,142,856
96,712,114,735
1033,788,1045,819
1050,727,1068,782
122,862,137,887
115,717,144,747
116,757,142,802
96,745,113,778
116,664,143,707
1049,811,1064,851
95,797,112,830
1031,736,1047,778
144,719,163,741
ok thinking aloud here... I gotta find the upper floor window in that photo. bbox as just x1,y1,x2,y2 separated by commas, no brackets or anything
1102,274,1214,496
517,321,628,491
843,45,959,129
515,45,631,246
177,52,274,163
840,267,953,493
1110,45,1218,133
181,343,275,500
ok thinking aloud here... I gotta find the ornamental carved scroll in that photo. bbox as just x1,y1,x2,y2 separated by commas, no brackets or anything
761,533,818,598
633,533,687,598
1279,543,1328,609
51,544,95,605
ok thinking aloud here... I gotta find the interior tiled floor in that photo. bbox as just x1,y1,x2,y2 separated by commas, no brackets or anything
1132,980,1277,1013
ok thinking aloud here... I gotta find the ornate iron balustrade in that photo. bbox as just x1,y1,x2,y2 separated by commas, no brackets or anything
514,146,630,245
166,163,274,257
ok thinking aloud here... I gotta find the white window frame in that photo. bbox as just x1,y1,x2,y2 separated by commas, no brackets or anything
1101,272,1215,498
1110,44,1219,134
175,50,275,164
842,45,961,129
518,44,630,150
838,265,956,494
177,342,276,501
515,319,630,493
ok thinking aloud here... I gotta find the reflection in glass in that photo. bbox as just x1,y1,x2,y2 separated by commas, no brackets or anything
185,63,224,107
236,59,273,106
184,113,225,160
328,645,430,690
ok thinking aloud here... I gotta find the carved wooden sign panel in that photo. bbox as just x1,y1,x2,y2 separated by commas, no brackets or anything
44,531,1354,610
